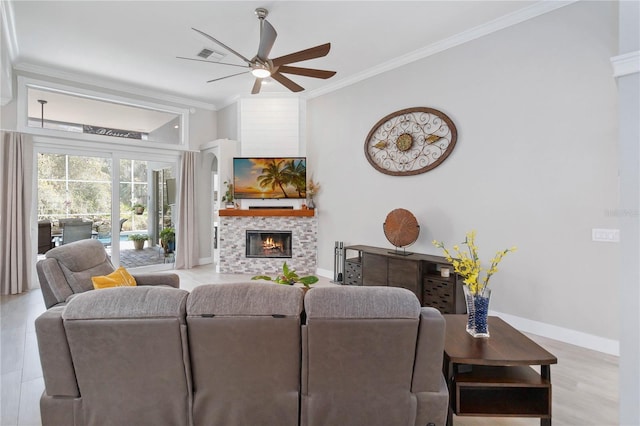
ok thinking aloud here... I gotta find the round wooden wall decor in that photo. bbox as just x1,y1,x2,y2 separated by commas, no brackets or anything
364,107,458,176
383,208,420,248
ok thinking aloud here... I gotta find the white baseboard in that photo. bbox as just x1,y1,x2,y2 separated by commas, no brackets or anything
315,266,619,356
488,310,619,356
316,267,334,280
198,257,213,266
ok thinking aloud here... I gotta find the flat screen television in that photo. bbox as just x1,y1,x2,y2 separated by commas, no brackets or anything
233,157,306,199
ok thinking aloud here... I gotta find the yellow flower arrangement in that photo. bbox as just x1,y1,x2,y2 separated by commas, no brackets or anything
433,230,516,296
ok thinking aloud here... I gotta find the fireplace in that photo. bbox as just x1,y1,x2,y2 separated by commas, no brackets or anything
246,230,292,258
219,212,316,274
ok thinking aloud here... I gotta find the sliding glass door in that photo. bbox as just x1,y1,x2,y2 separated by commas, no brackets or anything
37,151,177,270
117,160,175,268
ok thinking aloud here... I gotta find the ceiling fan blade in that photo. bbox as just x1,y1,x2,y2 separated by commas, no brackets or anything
192,27,252,64
270,71,304,92
251,78,263,94
277,65,336,79
271,43,331,67
176,56,250,69
257,19,277,60
206,70,251,83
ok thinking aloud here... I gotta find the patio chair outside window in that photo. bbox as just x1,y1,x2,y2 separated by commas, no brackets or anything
62,222,92,245
38,220,54,254
59,218,84,227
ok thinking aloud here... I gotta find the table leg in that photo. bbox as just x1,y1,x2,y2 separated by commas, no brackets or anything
444,358,454,426
541,364,551,426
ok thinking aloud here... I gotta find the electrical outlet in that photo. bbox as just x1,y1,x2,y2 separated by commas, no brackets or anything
592,228,620,242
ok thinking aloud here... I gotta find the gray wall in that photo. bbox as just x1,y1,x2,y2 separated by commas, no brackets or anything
217,102,238,140
307,1,620,341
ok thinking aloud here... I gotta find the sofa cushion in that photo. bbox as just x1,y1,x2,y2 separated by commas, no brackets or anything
304,285,421,319
187,282,304,317
45,239,115,294
63,286,188,321
91,266,137,289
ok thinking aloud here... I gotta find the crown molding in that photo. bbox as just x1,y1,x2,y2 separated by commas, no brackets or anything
13,62,218,111
308,0,578,100
611,51,640,77
1,1,18,61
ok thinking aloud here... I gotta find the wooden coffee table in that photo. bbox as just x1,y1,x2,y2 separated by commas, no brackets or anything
443,315,558,426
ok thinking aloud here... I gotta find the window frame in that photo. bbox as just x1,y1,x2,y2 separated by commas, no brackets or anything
32,139,180,270
17,76,190,148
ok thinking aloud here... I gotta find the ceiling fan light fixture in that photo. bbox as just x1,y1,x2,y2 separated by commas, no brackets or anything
186,8,334,94
251,66,271,79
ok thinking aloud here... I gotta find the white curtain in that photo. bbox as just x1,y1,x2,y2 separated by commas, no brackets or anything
175,151,199,269
0,131,33,294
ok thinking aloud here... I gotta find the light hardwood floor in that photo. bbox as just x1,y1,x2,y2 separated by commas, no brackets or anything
1,264,619,426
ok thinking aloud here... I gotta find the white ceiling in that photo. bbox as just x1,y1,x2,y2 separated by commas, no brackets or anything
7,1,558,110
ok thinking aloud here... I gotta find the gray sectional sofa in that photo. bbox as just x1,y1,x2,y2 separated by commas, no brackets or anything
35,282,449,426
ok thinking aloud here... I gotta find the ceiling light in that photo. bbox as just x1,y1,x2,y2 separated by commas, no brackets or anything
251,64,271,79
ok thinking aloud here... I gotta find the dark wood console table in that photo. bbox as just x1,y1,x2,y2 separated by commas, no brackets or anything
443,315,558,425
342,245,465,313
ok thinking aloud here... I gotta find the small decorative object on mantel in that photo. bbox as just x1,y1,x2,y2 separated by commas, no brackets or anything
222,180,235,209
364,107,458,176
251,262,319,289
433,231,516,338
306,179,320,209
383,208,420,256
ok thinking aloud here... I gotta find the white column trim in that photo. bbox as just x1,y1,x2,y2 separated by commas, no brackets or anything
611,51,640,77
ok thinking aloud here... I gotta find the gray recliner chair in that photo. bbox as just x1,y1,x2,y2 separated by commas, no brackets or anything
301,286,449,426
36,238,180,309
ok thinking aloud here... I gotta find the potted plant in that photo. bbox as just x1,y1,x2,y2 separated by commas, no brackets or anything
252,262,319,288
160,227,175,253
128,233,148,250
132,203,145,215
221,180,235,209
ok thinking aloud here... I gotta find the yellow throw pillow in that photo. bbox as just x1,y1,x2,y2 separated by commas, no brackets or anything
92,266,137,290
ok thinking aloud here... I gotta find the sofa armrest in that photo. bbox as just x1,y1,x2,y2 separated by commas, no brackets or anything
35,306,79,397
132,272,180,288
37,258,74,309
411,307,446,393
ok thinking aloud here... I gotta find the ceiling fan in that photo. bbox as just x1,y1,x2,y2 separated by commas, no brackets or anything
179,7,336,94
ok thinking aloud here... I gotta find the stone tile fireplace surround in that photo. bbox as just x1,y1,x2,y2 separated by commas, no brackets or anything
219,209,317,275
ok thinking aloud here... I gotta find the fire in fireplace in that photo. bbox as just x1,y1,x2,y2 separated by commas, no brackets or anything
246,230,292,258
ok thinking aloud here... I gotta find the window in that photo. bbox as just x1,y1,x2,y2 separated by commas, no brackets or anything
38,153,112,225
18,76,189,146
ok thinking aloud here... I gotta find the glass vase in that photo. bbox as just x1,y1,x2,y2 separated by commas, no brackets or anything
463,285,475,336
472,288,491,338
